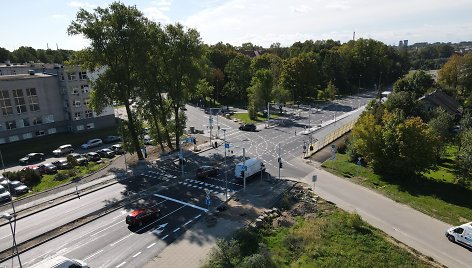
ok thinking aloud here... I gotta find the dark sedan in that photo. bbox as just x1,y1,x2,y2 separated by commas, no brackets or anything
35,163,58,175
96,148,115,158
103,135,121,144
239,123,256,132
196,165,219,179
19,153,44,165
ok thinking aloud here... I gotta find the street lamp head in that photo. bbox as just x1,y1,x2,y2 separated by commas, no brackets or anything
2,212,12,221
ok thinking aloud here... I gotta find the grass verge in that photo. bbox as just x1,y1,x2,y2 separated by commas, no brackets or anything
232,112,280,124
322,150,472,225
29,161,107,193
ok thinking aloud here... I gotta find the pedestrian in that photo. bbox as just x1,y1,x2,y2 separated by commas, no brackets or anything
295,130,297,135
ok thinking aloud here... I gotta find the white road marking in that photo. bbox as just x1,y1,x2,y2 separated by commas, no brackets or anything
183,220,193,226
110,233,133,247
91,221,122,236
84,249,104,261
162,234,169,240
116,261,126,267
147,242,156,248
153,193,209,212
194,214,202,220
173,227,181,233
132,252,142,258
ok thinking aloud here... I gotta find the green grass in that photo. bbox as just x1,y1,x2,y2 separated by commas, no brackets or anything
0,126,118,165
322,150,472,225
29,161,107,193
232,112,280,124
262,205,430,267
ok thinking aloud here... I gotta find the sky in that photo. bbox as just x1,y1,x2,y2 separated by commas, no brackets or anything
1,0,472,51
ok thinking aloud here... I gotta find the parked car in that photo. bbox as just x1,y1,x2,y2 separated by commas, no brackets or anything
19,153,44,165
8,181,29,196
68,153,89,166
81,139,103,149
85,152,101,162
239,123,256,132
96,148,115,158
0,185,11,203
103,135,121,144
196,166,219,179
52,159,71,170
0,178,10,188
52,144,74,157
126,208,160,227
110,144,125,155
35,163,58,175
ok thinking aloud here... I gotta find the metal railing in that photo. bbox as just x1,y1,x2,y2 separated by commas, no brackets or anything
303,120,356,158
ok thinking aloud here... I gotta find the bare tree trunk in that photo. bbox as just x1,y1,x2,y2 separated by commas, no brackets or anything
125,102,144,160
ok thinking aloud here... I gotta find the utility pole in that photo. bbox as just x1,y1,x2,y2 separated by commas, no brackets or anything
267,102,270,127
243,148,246,190
180,141,184,177
278,143,281,180
209,114,213,146
223,129,228,201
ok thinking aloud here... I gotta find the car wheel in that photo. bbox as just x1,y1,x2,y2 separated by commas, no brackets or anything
447,235,455,242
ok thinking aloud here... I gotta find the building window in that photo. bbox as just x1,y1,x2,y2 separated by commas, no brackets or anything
79,72,88,80
9,135,19,142
22,133,33,139
35,130,45,136
48,128,57,134
61,74,65,81
6,121,16,130
26,88,40,111
72,88,79,95
0,138,5,144
43,114,55,123
86,123,95,129
85,110,93,118
0,123,2,131
84,99,90,108
32,117,42,125
67,72,77,81
81,85,90,93
13,89,27,114
76,125,84,131
74,112,82,120
22,118,30,127
73,100,81,107
0,90,13,115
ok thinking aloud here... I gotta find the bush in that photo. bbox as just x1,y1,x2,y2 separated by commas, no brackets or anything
67,155,78,167
347,212,364,231
2,169,41,186
67,169,77,178
204,239,241,268
54,172,68,181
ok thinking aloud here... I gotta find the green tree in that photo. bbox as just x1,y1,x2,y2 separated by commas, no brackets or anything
280,52,320,103
248,69,273,113
351,111,440,177
428,107,454,142
457,129,472,185
0,47,11,62
324,80,337,100
223,54,252,102
438,53,472,98
68,2,148,159
393,70,434,98
384,91,420,118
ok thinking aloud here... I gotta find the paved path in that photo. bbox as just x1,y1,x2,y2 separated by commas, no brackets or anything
296,163,472,268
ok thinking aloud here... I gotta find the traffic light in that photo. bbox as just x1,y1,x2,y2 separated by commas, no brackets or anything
279,162,283,168
240,171,245,178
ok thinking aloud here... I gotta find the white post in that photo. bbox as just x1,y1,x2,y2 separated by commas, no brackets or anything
278,143,281,180
180,142,184,178
267,102,270,127
243,148,246,190
216,112,219,138
209,114,213,146
223,129,228,201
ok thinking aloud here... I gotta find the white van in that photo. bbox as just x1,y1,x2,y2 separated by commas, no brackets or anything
31,255,89,268
234,158,265,180
445,222,472,248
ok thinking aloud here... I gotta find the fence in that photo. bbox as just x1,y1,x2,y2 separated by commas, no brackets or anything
303,120,356,158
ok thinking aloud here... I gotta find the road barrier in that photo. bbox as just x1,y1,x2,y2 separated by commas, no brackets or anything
303,120,357,159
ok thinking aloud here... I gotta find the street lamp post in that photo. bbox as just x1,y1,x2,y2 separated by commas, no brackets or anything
223,129,228,201
117,113,128,175
2,213,22,267
358,74,362,108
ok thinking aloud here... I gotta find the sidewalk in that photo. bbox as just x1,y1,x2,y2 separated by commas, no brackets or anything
144,179,294,268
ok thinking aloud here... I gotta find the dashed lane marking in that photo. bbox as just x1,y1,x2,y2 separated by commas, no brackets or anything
147,243,156,248
173,227,181,233
162,234,169,240
132,252,142,258
83,249,103,261
116,261,126,268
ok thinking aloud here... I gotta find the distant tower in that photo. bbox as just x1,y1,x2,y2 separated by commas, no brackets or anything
403,40,408,47
353,31,356,41
399,40,404,47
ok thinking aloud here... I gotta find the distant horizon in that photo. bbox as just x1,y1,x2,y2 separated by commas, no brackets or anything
3,39,472,53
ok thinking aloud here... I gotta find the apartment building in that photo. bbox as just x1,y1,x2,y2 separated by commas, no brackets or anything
0,63,115,144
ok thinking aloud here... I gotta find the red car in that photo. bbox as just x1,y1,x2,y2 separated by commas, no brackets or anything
126,208,160,227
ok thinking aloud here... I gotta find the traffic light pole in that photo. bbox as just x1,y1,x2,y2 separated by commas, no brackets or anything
243,147,246,190
278,143,281,180
223,129,228,201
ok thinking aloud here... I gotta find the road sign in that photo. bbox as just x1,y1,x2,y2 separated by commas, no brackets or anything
312,175,317,182
179,151,183,159
224,142,230,148
205,196,211,206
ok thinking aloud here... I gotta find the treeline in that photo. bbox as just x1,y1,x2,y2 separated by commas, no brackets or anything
0,46,73,64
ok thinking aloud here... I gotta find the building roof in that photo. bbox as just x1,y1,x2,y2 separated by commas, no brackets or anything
418,89,461,115
0,73,54,81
